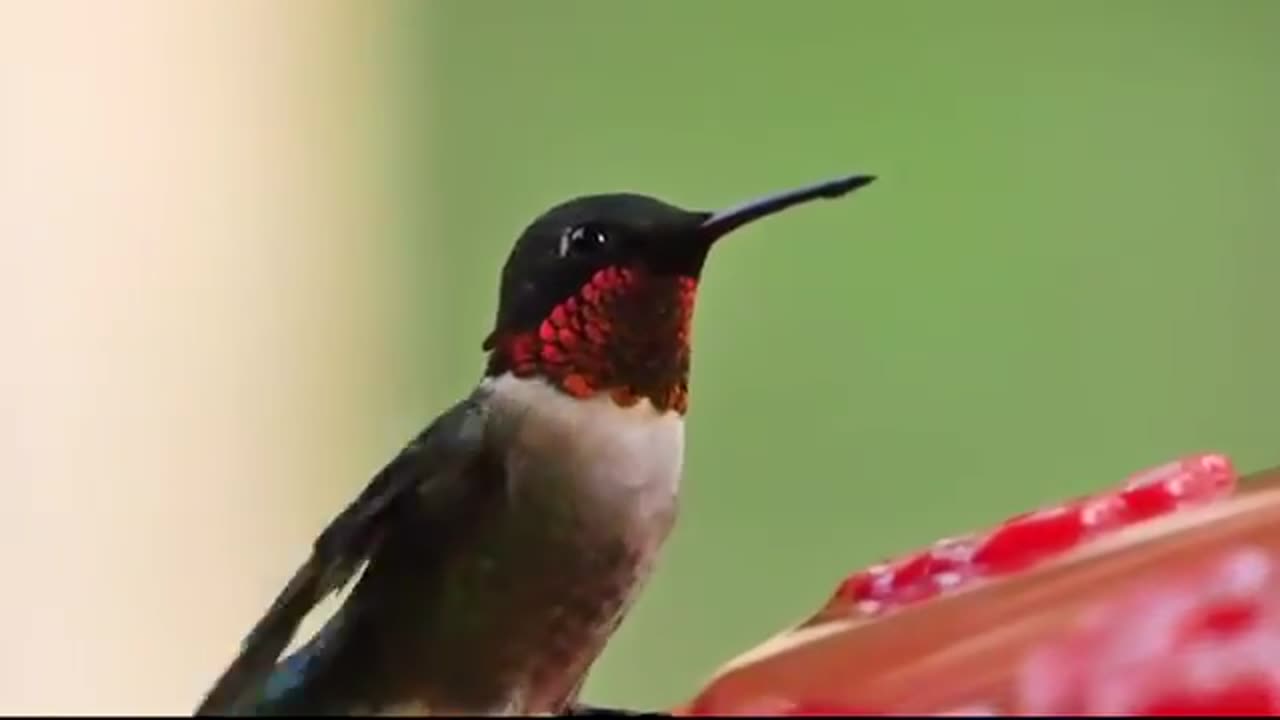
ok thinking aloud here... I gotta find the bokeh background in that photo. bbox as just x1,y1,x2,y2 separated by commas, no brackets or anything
4,0,1279,713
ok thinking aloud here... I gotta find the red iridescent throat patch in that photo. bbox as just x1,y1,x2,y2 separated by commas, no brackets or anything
489,266,698,414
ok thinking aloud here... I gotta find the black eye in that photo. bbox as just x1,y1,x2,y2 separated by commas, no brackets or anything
560,225,608,257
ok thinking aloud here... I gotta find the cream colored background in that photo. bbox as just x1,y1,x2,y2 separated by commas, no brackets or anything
0,2,429,713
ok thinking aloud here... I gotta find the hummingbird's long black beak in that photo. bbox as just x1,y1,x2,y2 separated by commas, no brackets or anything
698,173,877,241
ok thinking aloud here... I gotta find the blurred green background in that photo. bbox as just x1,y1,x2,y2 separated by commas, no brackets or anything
395,0,1280,709
6,0,1280,714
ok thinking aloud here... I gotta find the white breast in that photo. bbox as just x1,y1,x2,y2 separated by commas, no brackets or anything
481,372,685,531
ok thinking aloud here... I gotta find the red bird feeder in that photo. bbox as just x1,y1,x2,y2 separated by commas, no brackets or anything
675,454,1280,716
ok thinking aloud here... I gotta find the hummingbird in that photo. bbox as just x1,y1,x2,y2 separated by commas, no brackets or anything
194,172,876,716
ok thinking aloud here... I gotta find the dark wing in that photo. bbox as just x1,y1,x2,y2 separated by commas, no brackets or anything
194,392,493,716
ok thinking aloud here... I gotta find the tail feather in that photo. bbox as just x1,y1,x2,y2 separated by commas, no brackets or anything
195,563,325,715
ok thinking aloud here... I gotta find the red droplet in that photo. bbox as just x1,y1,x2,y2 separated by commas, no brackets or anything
1120,481,1181,523
866,539,976,607
973,506,1087,574
1124,453,1237,503
822,454,1240,619
889,551,934,590
834,570,876,605
1176,453,1239,502
1077,493,1129,533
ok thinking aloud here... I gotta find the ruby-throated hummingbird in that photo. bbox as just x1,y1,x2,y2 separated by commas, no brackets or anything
194,172,876,716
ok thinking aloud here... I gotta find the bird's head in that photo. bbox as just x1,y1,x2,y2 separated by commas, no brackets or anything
483,173,876,415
